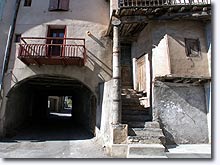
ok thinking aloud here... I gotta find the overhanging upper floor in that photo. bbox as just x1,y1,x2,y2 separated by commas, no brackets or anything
107,0,211,39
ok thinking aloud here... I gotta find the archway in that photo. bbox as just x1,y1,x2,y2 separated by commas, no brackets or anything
4,75,97,140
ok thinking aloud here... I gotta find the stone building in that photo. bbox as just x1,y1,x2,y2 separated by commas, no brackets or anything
0,0,211,158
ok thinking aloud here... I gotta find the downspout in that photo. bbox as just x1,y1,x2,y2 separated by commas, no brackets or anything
0,0,21,92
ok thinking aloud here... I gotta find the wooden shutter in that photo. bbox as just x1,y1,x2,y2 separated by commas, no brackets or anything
136,56,146,91
59,0,69,11
49,0,58,11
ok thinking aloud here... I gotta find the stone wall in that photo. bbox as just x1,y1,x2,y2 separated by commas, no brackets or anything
153,81,209,144
4,83,31,136
97,79,114,146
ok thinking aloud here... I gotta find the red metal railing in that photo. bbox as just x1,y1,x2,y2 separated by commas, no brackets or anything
18,37,86,65
119,0,211,8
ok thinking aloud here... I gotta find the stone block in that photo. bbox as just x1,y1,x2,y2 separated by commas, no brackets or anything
110,124,128,144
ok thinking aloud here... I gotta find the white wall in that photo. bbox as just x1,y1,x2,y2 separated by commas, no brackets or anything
6,0,112,94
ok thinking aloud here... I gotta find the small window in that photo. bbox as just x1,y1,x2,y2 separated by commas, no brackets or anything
15,34,21,43
185,38,201,57
24,0,32,7
49,0,69,11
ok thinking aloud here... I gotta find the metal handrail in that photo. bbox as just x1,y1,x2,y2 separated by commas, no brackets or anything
18,37,86,61
118,0,211,8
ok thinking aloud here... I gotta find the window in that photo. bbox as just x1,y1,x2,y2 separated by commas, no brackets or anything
49,0,69,11
15,34,21,43
185,38,201,57
24,0,32,7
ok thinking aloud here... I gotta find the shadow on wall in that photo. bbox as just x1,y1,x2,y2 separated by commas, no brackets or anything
158,117,177,145
87,50,112,80
155,81,209,144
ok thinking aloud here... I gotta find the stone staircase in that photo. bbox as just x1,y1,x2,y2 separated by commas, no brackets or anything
121,89,166,158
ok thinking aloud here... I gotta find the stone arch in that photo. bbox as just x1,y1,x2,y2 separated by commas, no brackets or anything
4,74,97,139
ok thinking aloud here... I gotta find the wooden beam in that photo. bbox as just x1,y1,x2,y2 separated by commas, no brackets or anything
120,15,149,24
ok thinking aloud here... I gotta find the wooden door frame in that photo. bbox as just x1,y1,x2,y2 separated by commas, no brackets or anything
46,25,66,57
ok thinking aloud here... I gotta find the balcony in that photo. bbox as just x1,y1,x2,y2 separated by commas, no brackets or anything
119,0,211,8
107,0,211,39
18,37,86,66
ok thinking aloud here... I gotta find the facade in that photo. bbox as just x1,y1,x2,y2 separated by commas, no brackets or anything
0,0,211,158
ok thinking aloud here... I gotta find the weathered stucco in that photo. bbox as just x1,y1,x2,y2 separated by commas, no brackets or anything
8,0,112,89
132,20,210,79
154,81,209,144
167,20,210,77
0,0,15,75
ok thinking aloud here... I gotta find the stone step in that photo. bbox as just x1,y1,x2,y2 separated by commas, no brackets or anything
122,109,150,115
121,94,142,99
127,136,163,144
127,144,166,157
122,100,141,105
123,121,149,128
122,114,151,122
122,105,145,112
129,128,164,137
144,121,160,128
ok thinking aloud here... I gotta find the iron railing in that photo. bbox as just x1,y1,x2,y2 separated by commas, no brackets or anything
18,37,86,64
119,0,211,8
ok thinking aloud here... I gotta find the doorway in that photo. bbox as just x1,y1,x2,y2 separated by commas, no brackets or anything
121,43,133,89
47,26,66,57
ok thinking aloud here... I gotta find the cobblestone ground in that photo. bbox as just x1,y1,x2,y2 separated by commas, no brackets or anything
0,113,111,158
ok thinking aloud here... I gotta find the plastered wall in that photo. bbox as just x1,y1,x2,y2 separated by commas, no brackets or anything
132,20,210,79
6,0,112,95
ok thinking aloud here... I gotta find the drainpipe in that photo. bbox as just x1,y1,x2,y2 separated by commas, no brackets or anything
111,17,121,125
0,0,21,91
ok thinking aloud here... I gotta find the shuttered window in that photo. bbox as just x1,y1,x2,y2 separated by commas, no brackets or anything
185,38,201,57
49,0,69,11
24,0,32,7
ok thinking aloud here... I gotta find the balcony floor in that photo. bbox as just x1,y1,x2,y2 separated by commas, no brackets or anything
18,56,84,66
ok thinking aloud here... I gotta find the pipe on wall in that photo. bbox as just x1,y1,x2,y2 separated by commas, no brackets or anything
0,0,21,91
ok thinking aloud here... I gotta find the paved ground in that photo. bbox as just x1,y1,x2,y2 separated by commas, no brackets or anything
0,113,212,159
166,144,212,158
0,113,111,158
0,139,110,158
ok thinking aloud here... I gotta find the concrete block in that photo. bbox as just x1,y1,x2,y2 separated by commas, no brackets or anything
127,144,165,157
110,144,128,158
128,155,168,158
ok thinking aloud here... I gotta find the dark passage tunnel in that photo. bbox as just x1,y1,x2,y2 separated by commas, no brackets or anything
3,76,97,141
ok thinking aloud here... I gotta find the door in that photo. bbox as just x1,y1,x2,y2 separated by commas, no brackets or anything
47,28,66,57
121,43,133,88
136,56,146,91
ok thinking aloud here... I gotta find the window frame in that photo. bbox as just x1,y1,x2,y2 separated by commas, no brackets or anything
24,0,32,7
184,38,201,57
14,34,21,43
48,0,69,11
